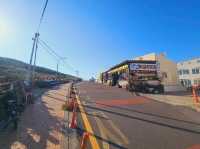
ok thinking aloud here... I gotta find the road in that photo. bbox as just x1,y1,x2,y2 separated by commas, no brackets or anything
76,81,200,149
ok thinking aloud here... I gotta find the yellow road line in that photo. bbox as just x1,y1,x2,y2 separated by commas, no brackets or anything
103,124,123,146
98,112,123,145
93,111,122,146
94,114,110,149
76,93,100,149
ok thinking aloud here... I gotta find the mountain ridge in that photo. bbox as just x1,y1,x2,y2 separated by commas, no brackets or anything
0,56,78,81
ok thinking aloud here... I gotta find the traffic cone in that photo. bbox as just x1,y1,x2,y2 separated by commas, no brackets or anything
69,102,77,129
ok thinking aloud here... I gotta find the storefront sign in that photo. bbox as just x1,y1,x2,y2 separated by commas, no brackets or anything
129,63,157,71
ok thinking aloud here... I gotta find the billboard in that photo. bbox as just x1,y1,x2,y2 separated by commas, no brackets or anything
129,63,157,71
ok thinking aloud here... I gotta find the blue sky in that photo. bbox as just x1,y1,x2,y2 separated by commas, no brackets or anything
0,0,200,79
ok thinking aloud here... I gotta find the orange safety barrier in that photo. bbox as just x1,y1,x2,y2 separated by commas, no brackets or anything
192,85,200,103
69,86,75,98
67,98,76,111
69,101,77,129
80,132,90,149
67,87,77,109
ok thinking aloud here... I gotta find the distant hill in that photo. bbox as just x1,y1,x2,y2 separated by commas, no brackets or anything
0,57,78,81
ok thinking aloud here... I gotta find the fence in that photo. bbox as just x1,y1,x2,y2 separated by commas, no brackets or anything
0,81,27,130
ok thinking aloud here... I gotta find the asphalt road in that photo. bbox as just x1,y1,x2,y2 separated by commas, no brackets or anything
76,81,200,149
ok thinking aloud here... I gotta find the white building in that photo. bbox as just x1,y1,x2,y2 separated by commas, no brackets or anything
177,58,200,87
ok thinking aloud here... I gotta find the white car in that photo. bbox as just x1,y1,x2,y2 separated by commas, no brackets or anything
118,79,129,89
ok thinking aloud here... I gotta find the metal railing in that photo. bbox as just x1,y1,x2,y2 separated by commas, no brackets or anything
0,82,12,94
0,81,26,131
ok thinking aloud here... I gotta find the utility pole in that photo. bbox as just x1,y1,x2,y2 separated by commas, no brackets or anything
27,32,39,85
27,0,48,84
57,61,59,80
33,33,39,81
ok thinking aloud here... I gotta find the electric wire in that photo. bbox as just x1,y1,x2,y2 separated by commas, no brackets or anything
38,38,63,60
37,0,49,32
38,40,60,62
38,38,78,74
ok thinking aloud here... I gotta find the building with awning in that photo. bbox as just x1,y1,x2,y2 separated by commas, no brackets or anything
101,60,158,86
100,53,184,92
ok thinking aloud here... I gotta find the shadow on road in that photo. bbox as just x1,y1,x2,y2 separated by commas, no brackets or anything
81,99,200,127
44,94,66,103
81,104,200,135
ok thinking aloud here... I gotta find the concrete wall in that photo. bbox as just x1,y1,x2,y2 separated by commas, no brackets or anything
156,54,178,86
134,53,156,61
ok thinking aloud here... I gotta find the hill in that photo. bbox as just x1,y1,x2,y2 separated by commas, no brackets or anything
0,57,78,81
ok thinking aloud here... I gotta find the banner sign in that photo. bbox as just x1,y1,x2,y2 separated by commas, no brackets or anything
129,63,157,71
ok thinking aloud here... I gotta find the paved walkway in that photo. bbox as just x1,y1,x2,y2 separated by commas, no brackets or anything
141,92,200,112
0,84,71,149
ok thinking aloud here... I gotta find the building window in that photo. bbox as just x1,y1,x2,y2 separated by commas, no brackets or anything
178,69,190,75
192,68,200,74
180,69,190,75
178,70,182,75
188,80,192,86
180,70,183,75
185,69,189,74
181,79,192,87
192,69,195,74
194,79,200,85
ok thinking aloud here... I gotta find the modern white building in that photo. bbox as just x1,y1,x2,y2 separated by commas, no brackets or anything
177,58,200,87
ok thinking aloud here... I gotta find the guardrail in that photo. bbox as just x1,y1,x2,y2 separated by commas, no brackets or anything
0,81,24,131
0,82,12,95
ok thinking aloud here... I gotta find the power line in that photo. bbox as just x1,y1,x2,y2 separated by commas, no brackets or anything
38,38,63,59
37,0,49,32
38,40,60,62
27,0,49,82
38,38,77,73
63,60,76,72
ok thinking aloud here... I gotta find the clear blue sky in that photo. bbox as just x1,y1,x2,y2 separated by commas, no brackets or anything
0,0,200,79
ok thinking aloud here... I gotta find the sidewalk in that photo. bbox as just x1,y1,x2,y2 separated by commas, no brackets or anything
140,92,200,112
0,83,79,149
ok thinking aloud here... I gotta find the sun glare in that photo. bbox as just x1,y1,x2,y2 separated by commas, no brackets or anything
0,19,11,40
